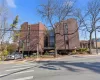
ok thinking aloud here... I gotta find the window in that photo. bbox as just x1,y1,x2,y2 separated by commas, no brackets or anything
50,36,54,42
49,31,54,36
49,42,55,47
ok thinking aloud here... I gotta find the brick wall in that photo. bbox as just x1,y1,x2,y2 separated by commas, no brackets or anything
55,18,80,50
20,22,46,52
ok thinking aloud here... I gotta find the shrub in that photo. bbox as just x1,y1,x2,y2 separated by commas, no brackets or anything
72,50,77,55
72,48,88,55
24,55,28,58
32,53,37,56
78,48,88,52
30,55,34,58
77,48,88,54
44,51,49,55
3,49,9,56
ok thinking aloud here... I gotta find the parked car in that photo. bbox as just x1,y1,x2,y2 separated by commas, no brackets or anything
49,52,54,55
6,52,23,60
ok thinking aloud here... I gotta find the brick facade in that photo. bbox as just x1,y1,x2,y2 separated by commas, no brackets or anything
55,18,80,50
20,18,80,53
20,22,46,52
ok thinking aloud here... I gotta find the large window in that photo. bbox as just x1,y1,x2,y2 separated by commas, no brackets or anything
44,36,48,47
44,29,55,47
50,36,54,42
49,42,54,47
49,30,55,47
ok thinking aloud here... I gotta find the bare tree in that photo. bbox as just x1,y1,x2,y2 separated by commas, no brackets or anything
0,0,18,60
74,0,100,54
38,0,75,57
0,0,10,58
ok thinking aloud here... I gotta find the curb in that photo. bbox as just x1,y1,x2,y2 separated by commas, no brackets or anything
0,60,26,64
0,54,100,64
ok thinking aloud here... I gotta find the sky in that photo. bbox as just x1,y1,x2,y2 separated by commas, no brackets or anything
7,0,48,25
5,0,89,24
1,0,100,40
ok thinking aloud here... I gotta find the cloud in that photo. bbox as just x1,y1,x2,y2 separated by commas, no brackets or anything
6,0,16,8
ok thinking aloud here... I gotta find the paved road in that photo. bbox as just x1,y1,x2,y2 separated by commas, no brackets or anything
0,55,100,80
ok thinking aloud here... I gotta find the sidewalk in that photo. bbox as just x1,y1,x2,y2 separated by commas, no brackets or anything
0,59,26,64
0,54,100,64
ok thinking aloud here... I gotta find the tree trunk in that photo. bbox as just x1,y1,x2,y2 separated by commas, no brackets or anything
54,33,57,57
89,33,92,54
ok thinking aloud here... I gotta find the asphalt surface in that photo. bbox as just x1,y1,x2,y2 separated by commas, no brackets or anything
0,55,100,80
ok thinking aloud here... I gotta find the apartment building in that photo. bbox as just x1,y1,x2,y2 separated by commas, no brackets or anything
19,18,80,55
55,18,80,53
19,22,47,54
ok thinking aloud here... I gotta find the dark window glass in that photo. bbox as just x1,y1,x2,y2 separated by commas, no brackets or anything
44,36,48,47
49,32,54,36
50,36,54,42
49,42,55,47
